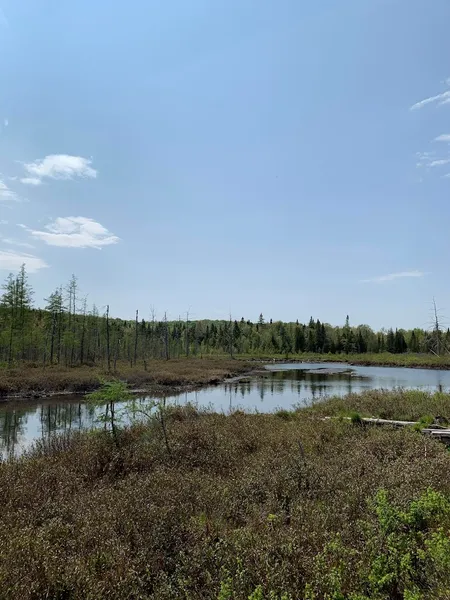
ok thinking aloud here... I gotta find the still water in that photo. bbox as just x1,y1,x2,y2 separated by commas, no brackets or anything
2,362,450,458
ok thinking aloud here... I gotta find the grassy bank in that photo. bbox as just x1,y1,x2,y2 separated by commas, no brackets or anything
305,387,450,422
238,351,450,370
2,390,450,598
0,358,255,398
1,352,449,398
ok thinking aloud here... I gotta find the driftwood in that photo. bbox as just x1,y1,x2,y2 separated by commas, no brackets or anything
324,416,450,444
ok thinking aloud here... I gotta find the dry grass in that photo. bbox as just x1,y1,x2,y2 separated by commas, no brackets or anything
0,358,254,398
305,388,450,422
238,351,450,370
2,396,450,598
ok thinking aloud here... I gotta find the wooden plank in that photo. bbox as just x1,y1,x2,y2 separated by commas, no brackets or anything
323,416,450,443
323,416,417,427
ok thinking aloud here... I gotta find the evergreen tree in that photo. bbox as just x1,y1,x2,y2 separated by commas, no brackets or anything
294,325,305,353
394,329,407,354
386,329,395,353
356,330,367,353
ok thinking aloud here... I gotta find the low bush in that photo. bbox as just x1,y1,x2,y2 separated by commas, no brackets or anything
1,397,450,598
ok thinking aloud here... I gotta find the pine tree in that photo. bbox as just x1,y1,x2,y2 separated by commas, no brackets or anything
386,329,395,353
342,315,352,354
45,288,64,365
356,330,367,353
294,325,305,353
1,266,33,364
16,265,34,359
409,330,416,353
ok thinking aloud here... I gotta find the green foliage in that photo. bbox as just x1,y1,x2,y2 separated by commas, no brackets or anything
0,267,446,368
87,379,133,405
413,414,435,431
349,411,363,425
274,409,294,421
218,576,233,600
364,488,450,598
87,380,133,445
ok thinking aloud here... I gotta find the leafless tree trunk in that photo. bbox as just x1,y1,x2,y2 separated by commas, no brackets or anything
113,325,119,372
134,309,139,366
164,311,169,360
229,313,233,359
185,310,190,357
106,304,111,372
80,297,87,365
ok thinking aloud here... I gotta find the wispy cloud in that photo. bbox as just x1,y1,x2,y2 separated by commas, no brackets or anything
3,118,8,128
20,177,42,186
21,155,97,185
25,216,119,249
429,158,450,167
0,179,18,201
361,270,425,283
0,220,8,225
0,250,48,273
435,134,450,142
410,89,450,111
416,152,450,168
1,237,35,249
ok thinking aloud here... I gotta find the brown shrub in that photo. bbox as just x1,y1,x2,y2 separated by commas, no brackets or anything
0,405,450,598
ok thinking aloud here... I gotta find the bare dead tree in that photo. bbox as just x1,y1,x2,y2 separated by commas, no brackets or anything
164,311,169,360
106,304,111,372
185,310,190,357
79,296,88,365
428,298,449,356
150,306,156,360
134,309,139,366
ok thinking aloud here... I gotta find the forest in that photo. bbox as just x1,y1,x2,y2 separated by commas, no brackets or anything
0,265,446,368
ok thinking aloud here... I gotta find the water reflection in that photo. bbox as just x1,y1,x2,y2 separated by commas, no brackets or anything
2,362,450,458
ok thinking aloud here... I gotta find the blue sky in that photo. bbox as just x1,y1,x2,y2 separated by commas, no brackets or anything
0,0,449,330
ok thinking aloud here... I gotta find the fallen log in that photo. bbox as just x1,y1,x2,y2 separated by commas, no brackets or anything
323,416,450,444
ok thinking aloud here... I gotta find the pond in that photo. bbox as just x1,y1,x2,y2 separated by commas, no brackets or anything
2,361,450,458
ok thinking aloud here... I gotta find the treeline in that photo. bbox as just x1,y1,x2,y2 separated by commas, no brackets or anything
0,266,447,367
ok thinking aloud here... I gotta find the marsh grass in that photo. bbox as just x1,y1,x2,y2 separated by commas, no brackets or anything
0,358,254,397
2,390,450,598
236,351,450,370
305,388,450,422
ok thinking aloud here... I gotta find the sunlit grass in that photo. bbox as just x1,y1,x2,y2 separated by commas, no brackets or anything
1,390,450,597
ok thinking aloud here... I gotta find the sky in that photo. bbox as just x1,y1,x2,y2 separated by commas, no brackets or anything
0,0,450,330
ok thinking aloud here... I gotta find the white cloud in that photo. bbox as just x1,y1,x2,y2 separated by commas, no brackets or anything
0,179,17,201
0,250,48,273
20,177,42,186
3,118,8,127
416,150,450,172
0,220,8,225
429,158,450,167
410,90,450,111
361,270,425,283
435,134,450,142
22,154,97,184
1,237,35,249
27,216,119,249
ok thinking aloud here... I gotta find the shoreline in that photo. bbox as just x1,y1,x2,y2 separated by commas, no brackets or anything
0,359,264,403
244,354,450,371
1,353,450,402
